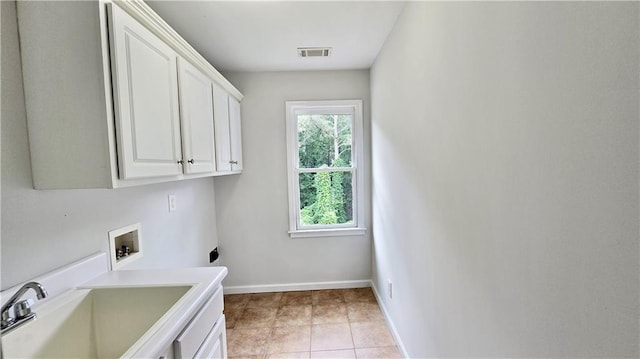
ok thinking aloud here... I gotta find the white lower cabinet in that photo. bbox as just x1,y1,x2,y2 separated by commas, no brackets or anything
158,346,175,359
173,286,226,359
194,316,227,359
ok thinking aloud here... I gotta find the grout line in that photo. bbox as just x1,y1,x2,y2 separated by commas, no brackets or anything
227,289,389,358
348,319,357,356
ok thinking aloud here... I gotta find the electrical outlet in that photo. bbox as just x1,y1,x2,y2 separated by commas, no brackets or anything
388,279,393,299
168,194,177,212
209,247,219,263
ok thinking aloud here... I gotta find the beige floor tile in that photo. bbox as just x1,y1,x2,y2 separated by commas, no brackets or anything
226,301,249,312
310,349,356,358
310,323,354,351
225,294,251,312
280,291,313,306
226,293,251,304
267,326,312,354
226,327,271,357
350,321,395,349
275,305,313,327
312,289,346,305
236,306,278,328
228,289,390,359
225,308,244,329
346,303,384,322
247,292,284,308
312,303,348,325
267,352,311,359
342,288,377,303
354,346,401,359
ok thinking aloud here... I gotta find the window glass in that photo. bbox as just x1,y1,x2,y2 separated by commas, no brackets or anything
299,171,353,226
297,114,352,168
285,100,364,237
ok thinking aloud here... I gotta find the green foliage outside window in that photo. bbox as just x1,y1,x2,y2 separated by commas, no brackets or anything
298,114,353,226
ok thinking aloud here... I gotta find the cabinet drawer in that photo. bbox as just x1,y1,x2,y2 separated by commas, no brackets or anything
194,315,226,359
174,286,223,359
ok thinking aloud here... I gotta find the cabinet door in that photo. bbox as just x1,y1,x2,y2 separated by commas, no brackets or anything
109,4,183,179
194,316,227,359
212,83,232,172
177,59,216,175
228,97,243,172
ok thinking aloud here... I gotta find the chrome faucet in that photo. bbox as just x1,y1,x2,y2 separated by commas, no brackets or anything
1,282,48,334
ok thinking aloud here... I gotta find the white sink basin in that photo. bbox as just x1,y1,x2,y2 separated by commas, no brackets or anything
2,286,191,358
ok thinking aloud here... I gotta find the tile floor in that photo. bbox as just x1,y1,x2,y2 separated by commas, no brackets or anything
223,288,401,359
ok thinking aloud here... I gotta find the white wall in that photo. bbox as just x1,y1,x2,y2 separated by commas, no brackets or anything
370,2,639,357
1,1,219,290
215,71,371,289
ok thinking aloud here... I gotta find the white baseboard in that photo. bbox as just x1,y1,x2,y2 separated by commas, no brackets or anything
371,281,409,359
223,279,371,294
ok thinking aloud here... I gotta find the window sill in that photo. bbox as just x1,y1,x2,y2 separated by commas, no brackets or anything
289,228,367,239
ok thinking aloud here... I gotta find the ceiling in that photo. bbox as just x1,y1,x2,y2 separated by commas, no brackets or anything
147,1,405,72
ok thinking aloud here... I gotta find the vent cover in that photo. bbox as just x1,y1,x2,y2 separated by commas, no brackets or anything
297,47,331,58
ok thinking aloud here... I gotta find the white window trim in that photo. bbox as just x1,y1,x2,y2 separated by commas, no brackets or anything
285,100,366,238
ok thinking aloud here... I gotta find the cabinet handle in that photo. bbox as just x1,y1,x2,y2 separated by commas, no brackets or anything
177,160,184,164
229,160,238,165
188,159,195,164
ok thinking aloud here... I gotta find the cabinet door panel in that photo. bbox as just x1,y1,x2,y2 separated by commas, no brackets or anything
228,97,243,172
212,83,231,172
109,4,182,179
194,316,226,359
178,59,215,174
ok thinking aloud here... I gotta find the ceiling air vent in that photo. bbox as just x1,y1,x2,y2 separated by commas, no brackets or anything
297,47,331,58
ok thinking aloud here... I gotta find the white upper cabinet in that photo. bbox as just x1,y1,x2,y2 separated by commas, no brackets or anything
109,4,183,179
213,83,243,174
177,58,216,175
213,82,232,173
228,97,244,172
16,1,243,189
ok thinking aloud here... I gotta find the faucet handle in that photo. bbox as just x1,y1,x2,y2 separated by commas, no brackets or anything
1,310,14,326
14,299,34,319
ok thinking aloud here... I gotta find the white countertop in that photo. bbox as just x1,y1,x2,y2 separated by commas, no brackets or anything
1,254,228,358
80,266,228,358
83,266,228,289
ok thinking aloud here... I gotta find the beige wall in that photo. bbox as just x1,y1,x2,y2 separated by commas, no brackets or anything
370,2,639,357
1,1,219,289
215,70,372,289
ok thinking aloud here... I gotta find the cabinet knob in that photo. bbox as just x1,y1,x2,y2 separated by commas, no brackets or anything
229,160,238,165
177,160,184,164
188,159,195,164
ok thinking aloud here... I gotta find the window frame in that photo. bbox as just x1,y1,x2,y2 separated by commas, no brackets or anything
285,100,366,238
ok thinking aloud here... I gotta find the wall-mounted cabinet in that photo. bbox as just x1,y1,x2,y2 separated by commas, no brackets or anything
17,0,243,189
213,84,243,174
228,97,244,173
109,4,184,180
177,59,217,175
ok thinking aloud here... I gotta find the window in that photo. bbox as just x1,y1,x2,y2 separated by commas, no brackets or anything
285,100,365,238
